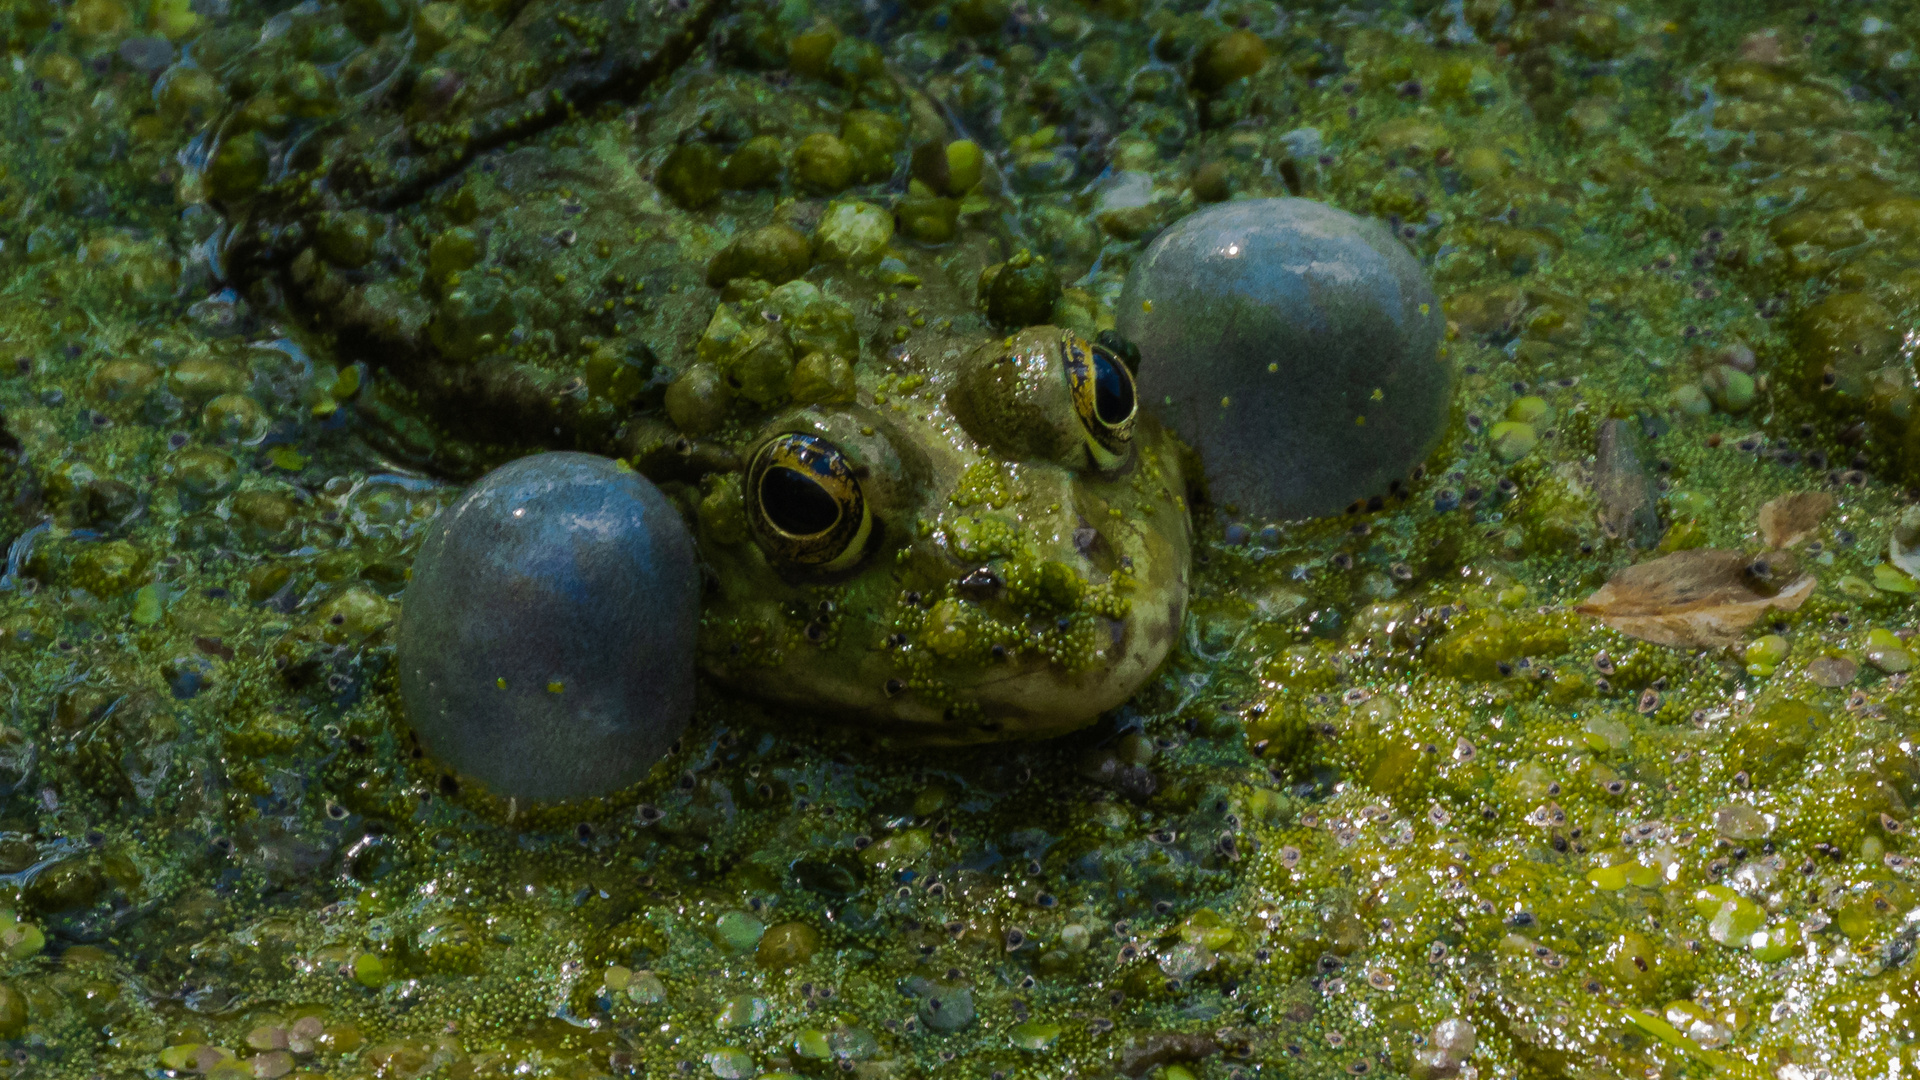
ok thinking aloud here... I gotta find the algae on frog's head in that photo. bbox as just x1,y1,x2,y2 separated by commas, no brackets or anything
694,323,1191,742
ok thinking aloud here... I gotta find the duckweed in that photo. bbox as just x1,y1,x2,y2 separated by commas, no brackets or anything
1487,420,1538,462
813,201,893,265
910,139,983,197
791,133,854,195
707,224,812,288
5,0,1920,1077
205,131,268,200
979,251,1063,329
755,922,820,967
659,143,724,210
1701,364,1757,414
1190,30,1268,95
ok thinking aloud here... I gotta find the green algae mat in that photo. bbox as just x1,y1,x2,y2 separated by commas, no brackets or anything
2,0,1920,1076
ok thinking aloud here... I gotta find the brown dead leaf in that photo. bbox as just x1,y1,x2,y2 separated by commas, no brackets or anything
1574,549,1816,649
1757,492,1835,550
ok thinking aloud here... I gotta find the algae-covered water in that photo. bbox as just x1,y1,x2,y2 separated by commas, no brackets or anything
1,0,1919,1076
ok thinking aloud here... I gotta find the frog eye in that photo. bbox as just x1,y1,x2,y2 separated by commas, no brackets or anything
1064,334,1138,469
745,433,874,572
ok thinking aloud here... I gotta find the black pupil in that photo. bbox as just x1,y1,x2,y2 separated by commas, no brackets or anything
761,467,840,536
1092,350,1134,426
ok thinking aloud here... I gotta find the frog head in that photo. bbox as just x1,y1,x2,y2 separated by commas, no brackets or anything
694,325,1192,743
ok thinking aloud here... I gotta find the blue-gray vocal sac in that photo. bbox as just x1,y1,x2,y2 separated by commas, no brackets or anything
397,452,700,803
1118,197,1449,520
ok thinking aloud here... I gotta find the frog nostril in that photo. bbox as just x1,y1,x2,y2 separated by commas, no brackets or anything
1072,525,1108,561
957,567,1003,599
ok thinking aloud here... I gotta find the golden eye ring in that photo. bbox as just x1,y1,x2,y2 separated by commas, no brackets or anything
744,433,874,572
1064,332,1138,469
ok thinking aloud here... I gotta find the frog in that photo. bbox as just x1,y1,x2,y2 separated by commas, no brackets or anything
206,0,1196,741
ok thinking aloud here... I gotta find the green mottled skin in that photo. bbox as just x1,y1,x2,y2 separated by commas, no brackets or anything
694,324,1193,743
1,0,1919,1078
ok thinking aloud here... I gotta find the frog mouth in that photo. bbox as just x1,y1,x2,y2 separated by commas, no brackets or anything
696,536,1189,744
943,605,1183,742
864,532,1190,744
